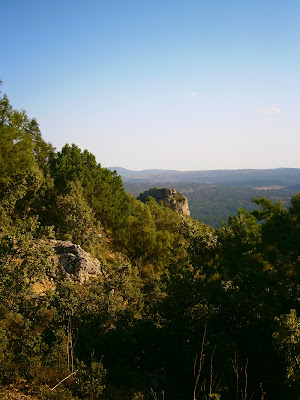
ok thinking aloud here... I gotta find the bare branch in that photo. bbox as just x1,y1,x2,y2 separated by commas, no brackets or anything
51,370,78,391
193,324,207,400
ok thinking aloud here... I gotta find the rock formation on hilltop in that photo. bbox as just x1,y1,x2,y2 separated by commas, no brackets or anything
137,187,190,216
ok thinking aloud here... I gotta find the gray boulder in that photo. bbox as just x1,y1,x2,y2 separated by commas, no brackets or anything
49,240,104,284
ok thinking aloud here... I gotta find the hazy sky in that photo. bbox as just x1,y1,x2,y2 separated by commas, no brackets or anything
2,0,300,171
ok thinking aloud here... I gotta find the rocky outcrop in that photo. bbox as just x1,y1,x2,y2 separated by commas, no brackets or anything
137,188,190,216
49,240,104,284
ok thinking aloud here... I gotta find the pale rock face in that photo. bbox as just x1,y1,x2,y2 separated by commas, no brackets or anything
137,187,190,216
49,240,104,284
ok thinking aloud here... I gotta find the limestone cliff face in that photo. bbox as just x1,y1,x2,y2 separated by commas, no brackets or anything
137,188,190,216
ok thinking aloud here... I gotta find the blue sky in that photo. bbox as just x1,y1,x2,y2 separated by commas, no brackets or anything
2,0,299,170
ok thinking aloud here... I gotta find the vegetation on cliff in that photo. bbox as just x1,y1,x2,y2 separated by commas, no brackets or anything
0,92,299,399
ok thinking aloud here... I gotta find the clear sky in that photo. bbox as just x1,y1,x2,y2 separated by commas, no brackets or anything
2,0,300,171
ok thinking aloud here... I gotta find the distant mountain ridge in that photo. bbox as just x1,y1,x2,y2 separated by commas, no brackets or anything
109,167,300,188
109,167,177,176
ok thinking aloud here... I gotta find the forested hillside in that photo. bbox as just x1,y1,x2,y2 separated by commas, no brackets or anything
0,93,300,400
124,182,297,227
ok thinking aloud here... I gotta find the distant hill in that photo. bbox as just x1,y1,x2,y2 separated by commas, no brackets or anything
286,183,300,191
109,167,177,176
110,167,300,188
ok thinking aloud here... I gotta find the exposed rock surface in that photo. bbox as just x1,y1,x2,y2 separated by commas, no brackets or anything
49,240,104,284
137,187,190,216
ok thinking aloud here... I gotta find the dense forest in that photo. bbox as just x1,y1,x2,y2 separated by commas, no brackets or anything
0,91,300,400
124,182,298,227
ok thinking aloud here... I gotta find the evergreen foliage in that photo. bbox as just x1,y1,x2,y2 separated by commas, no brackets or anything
0,93,299,399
